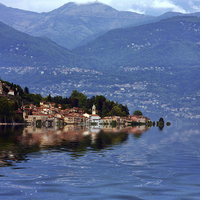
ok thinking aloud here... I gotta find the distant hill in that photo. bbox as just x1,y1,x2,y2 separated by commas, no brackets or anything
0,15,200,120
0,2,154,49
73,16,200,69
0,21,99,68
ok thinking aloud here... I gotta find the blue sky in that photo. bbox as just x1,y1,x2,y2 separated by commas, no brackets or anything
0,0,200,16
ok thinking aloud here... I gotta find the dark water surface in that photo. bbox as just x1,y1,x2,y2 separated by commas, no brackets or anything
0,123,200,200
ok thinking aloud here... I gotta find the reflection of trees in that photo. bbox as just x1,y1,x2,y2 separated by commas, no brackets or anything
91,130,128,150
0,125,151,165
0,126,26,167
157,118,165,131
0,126,131,165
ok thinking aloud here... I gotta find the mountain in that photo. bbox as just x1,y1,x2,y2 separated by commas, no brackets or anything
0,21,98,68
0,2,155,49
73,16,200,68
1,15,200,120
70,16,200,119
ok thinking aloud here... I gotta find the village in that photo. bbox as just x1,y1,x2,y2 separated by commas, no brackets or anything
22,102,151,127
0,79,151,126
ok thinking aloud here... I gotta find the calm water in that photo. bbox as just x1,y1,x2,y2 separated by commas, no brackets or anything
0,123,200,200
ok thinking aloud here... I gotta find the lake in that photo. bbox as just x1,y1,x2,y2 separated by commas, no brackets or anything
0,123,199,199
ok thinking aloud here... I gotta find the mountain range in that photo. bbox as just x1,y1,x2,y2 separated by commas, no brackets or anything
73,16,200,69
0,2,200,120
1,2,200,50
0,2,154,49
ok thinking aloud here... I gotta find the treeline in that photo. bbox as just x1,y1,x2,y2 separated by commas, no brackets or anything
0,97,23,123
0,80,129,123
45,90,129,117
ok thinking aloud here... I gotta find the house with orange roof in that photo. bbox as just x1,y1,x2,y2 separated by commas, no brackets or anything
64,113,86,124
8,89,14,96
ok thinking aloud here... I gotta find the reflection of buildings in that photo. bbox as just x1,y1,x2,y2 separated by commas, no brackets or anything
0,124,150,166
22,124,150,148
129,125,150,135
22,123,146,148
22,125,100,147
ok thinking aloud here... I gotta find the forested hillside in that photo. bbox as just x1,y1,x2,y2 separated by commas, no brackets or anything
0,21,99,68
73,16,200,69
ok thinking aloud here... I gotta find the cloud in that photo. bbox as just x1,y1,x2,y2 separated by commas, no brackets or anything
0,0,113,12
0,0,200,15
126,8,145,15
110,0,200,15
129,0,188,15
189,0,200,12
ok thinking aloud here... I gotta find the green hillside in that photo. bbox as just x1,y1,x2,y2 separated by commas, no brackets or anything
0,21,99,68
73,16,200,69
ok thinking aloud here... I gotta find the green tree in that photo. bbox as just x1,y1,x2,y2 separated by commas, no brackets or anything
107,106,126,116
95,95,106,115
3,85,9,94
0,97,15,123
24,86,29,94
46,94,52,102
70,90,79,98
133,110,143,116
77,93,87,108
70,97,78,107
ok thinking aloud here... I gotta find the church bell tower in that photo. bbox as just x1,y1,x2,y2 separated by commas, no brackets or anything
92,105,96,115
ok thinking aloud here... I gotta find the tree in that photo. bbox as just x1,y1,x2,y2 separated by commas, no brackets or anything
24,86,29,94
70,90,79,98
3,85,9,94
77,93,87,108
119,104,129,116
46,94,52,102
0,97,15,123
70,97,78,107
95,95,106,111
133,110,143,116
108,106,126,116
159,117,164,122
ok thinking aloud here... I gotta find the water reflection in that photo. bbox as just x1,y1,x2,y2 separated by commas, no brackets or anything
0,125,150,166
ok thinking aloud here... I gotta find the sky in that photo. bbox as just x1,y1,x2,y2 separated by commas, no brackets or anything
0,0,200,16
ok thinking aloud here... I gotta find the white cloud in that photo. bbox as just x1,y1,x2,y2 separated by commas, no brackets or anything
126,8,145,15
152,0,187,13
189,0,200,12
0,0,199,14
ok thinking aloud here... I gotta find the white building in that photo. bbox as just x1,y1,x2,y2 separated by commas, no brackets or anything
83,105,103,126
8,89,14,96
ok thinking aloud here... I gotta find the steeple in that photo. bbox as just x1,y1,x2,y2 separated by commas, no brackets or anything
92,105,96,115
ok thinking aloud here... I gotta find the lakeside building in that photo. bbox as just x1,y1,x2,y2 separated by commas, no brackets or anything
83,105,103,126
22,102,150,126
